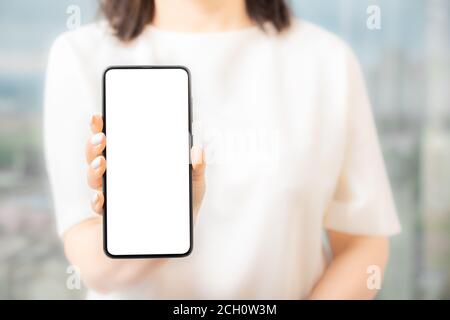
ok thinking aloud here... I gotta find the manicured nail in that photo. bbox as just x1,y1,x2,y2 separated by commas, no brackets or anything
192,146,202,164
91,133,104,146
92,192,99,205
91,156,102,169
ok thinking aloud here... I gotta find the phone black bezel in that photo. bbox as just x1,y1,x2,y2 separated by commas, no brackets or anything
102,65,193,259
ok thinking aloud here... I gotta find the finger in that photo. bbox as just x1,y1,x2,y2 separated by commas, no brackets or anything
91,191,104,215
191,146,205,180
87,156,106,189
86,132,106,163
90,115,103,134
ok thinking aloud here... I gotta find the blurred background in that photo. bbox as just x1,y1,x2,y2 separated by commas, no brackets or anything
0,0,449,299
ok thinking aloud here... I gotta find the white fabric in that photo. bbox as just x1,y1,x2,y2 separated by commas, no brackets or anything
44,19,401,299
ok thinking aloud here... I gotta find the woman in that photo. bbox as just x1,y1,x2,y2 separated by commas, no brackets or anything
44,0,401,299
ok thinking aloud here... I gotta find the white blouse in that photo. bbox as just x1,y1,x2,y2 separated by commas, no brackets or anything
44,18,401,299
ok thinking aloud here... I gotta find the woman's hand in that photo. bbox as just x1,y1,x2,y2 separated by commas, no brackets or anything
63,115,206,294
86,114,206,219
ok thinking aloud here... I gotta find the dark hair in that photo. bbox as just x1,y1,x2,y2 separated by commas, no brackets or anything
101,0,291,42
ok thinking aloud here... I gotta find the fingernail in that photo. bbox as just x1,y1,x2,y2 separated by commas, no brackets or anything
91,156,102,169
192,147,202,164
91,133,104,145
90,115,95,125
92,192,98,205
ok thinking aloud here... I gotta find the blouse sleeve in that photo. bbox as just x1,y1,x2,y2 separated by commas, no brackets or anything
44,34,98,237
323,47,401,236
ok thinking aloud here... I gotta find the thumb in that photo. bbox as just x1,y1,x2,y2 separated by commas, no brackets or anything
191,146,205,180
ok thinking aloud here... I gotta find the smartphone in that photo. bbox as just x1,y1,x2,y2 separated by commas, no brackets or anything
102,66,193,258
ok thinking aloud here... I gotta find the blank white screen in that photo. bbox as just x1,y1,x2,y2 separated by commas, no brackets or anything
104,68,191,256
